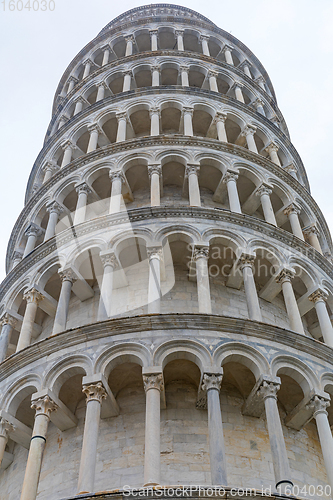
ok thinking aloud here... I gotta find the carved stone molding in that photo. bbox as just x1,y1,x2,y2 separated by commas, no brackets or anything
31,395,58,418
82,382,107,404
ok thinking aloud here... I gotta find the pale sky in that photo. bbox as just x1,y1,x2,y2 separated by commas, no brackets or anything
0,0,332,282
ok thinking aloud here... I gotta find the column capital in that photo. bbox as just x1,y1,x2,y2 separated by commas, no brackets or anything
238,59,252,70
143,373,164,392
239,253,255,270
252,97,265,109
75,182,92,195
74,95,87,105
309,288,328,304
0,312,17,329
67,75,78,85
182,105,194,116
256,184,272,197
223,169,239,184
284,163,298,175
275,268,295,284
283,203,300,217
100,44,111,52
83,58,93,67
87,122,102,134
109,170,126,183
61,139,76,151
148,164,162,178
179,65,190,74
255,75,266,86
185,163,200,177
122,68,133,77
150,64,161,73
149,106,161,118
207,69,218,79
257,379,280,400
231,80,243,90
100,251,119,269
175,29,184,36
58,267,77,284
116,111,127,122
306,395,330,418
46,200,64,215
31,394,58,418
265,141,279,154
124,34,135,43
199,34,210,42
201,373,223,392
23,288,44,305
221,43,234,54
42,161,59,175
303,224,319,237
0,417,14,438
193,245,210,261
241,124,257,137
147,246,163,260
96,80,109,90
149,29,159,37
24,222,43,238
214,111,227,123
82,382,107,404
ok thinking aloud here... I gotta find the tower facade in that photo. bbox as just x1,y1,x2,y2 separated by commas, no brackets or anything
1,4,333,500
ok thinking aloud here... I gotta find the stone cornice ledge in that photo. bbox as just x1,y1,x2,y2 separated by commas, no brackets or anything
0,313,332,383
3,206,332,297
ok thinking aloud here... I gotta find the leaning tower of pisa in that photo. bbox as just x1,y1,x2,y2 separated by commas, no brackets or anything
1,4,333,500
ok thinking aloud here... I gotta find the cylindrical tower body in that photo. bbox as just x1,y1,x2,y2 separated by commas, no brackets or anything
1,5,333,500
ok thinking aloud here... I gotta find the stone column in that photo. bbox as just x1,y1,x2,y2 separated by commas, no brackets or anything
303,225,323,254
200,34,210,56
96,82,108,102
239,60,252,78
61,140,75,168
258,380,293,493
208,70,218,92
309,290,333,347
223,171,241,214
0,313,17,362
256,185,277,225
101,45,111,66
73,97,86,116
149,29,158,51
253,98,265,116
255,76,266,90
23,224,42,258
16,288,44,352
148,164,162,207
222,44,234,65
58,115,68,129
42,162,58,183
151,65,160,87
77,382,107,494
82,59,92,79
74,183,91,226
67,76,77,94
109,171,125,214
180,65,189,87
202,373,228,485
242,125,258,153
276,270,304,335
0,417,14,467
175,29,184,51
44,201,63,241
52,269,76,335
194,245,211,314
183,106,194,136
284,163,298,179
87,123,101,153
240,254,262,321
232,82,245,103
20,395,58,500
125,34,135,56
215,112,228,142
265,142,281,166
116,112,127,142
122,69,132,92
147,247,162,314
149,106,161,136
143,373,164,486
284,204,305,241
186,164,201,207
306,395,333,492
11,250,23,269
98,252,118,321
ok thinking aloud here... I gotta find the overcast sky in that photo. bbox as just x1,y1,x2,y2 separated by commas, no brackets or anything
0,0,332,282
